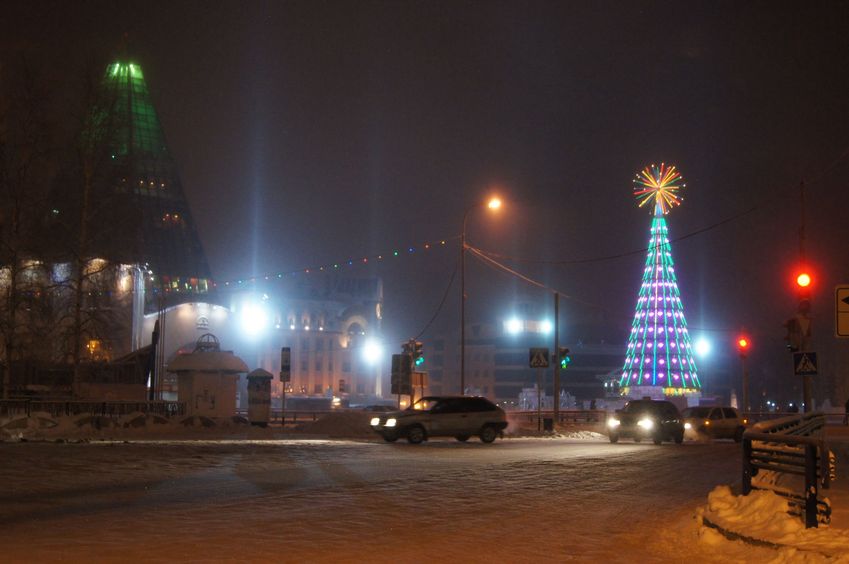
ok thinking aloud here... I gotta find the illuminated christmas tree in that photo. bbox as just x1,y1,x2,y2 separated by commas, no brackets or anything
619,164,701,399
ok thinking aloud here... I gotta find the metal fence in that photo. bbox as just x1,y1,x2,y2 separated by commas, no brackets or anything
742,412,836,528
0,400,186,419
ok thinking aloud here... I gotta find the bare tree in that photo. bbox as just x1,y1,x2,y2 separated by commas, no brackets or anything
0,56,56,397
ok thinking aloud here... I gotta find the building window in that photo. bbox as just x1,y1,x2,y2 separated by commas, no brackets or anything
300,359,308,372
314,384,322,394
315,357,322,372
328,360,334,373
316,338,324,351
342,361,351,373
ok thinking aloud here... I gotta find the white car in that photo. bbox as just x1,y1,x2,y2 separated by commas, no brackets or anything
370,396,508,444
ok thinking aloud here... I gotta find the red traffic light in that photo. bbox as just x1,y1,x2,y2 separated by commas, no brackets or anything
737,337,750,350
796,272,811,288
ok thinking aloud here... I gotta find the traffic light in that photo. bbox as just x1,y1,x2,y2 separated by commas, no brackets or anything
794,268,813,313
414,341,424,366
736,335,750,357
784,318,801,352
559,347,571,369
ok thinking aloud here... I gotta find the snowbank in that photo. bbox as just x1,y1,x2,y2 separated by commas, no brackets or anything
698,485,849,559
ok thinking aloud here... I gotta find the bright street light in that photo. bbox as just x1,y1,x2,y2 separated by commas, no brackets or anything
694,337,711,358
362,338,384,365
239,302,269,336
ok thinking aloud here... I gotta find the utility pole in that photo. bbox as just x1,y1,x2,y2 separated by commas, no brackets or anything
799,180,813,413
553,292,560,422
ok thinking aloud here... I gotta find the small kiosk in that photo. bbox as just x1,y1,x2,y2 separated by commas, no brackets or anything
246,368,273,427
167,334,248,418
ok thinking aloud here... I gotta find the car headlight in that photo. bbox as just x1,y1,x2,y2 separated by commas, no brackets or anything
637,418,654,430
385,418,397,428
704,420,710,426
370,417,381,426
684,422,692,430
607,418,620,428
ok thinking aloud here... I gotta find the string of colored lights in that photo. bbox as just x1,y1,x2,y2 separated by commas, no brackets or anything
619,213,701,396
214,237,456,289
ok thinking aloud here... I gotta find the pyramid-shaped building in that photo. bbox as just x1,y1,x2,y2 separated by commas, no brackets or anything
619,165,701,400
70,61,215,310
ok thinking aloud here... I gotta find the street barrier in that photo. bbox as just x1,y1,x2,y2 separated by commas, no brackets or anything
0,400,185,419
742,412,836,528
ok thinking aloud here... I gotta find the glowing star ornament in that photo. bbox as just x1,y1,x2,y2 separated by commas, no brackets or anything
633,163,685,215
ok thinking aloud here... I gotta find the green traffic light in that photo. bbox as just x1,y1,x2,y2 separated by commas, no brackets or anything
415,356,425,366
560,356,571,369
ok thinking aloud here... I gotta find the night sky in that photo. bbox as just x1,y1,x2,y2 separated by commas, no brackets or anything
5,1,849,398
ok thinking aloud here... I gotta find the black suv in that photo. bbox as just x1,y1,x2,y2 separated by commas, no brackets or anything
370,396,508,444
607,399,684,444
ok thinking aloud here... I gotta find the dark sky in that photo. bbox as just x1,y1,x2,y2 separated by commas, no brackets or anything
6,0,849,397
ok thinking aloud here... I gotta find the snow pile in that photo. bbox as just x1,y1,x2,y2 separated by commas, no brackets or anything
559,430,606,440
698,485,849,558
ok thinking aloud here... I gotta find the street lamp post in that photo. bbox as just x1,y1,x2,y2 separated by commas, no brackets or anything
460,197,502,395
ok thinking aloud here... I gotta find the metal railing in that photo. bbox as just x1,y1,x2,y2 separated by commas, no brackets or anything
0,400,186,419
742,412,836,528
509,409,605,425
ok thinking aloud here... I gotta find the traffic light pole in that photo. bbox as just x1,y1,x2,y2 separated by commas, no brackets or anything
553,291,560,422
741,353,749,414
799,180,813,413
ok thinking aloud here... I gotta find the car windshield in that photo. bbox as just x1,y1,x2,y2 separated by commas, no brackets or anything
622,401,657,413
411,398,440,411
682,407,712,418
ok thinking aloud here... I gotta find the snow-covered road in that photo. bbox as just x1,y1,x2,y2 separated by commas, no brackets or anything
2,436,809,562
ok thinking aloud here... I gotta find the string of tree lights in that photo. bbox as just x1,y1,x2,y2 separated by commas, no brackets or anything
162,238,457,294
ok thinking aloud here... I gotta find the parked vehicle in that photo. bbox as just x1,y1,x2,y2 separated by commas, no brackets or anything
681,406,747,442
370,396,508,444
606,399,684,445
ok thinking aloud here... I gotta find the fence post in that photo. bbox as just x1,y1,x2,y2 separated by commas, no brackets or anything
805,444,818,528
742,437,753,495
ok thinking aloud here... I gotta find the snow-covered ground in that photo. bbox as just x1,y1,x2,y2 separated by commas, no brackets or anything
1,412,847,562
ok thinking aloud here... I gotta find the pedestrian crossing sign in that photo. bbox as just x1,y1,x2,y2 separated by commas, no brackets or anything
529,348,550,368
793,351,818,376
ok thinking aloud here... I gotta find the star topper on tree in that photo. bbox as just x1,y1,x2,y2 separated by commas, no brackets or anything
633,163,685,215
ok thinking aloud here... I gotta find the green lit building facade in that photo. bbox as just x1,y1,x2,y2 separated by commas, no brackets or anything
66,61,214,311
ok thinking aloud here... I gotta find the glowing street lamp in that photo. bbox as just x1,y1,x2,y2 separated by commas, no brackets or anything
694,337,711,358
362,338,384,365
461,195,503,394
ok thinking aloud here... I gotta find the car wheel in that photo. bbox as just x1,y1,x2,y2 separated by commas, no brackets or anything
674,432,684,444
633,436,642,443
733,427,744,443
455,435,470,442
382,433,398,443
652,433,663,445
406,426,426,444
608,433,619,443
479,425,498,443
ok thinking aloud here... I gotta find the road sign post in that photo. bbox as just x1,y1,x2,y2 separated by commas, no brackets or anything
280,347,291,425
836,286,849,338
529,349,549,432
